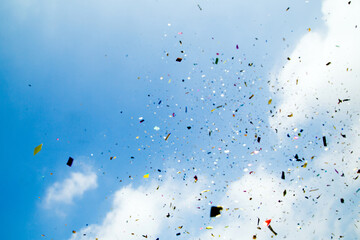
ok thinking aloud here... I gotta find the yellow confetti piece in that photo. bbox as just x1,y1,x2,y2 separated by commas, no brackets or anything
206,226,213,229
201,189,210,193
268,99,272,105
302,162,308,168
211,108,216,112
143,173,149,178
34,144,43,156
288,113,293,117
308,28,311,32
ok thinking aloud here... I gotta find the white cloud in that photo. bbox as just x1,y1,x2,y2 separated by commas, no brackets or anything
69,174,204,240
195,166,359,239
269,0,360,135
45,171,98,207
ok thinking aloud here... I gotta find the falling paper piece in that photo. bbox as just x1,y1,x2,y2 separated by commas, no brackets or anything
210,206,223,217
268,99,272,104
194,175,198,182
67,157,74,167
322,136,327,147
265,219,271,226
268,225,277,235
110,156,116,160
176,58,182,62
143,173,149,178
154,126,160,131
34,144,43,156
206,226,213,230
215,58,219,64
281,171,285,180
165,133,171,141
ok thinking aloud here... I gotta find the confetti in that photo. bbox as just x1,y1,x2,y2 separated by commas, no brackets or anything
67,157,74,167
165,133,171,141
34,144,43,156
210,206,223,217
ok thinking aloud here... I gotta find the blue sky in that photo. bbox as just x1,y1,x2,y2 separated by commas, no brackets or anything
1,0,359,239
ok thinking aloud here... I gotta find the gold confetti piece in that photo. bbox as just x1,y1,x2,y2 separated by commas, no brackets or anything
206,226,213,229
201,190,210,193
308,28,311,32
34,144,43,156
143,173,149,178
249,94,254,99
309,188,319,192
288,113,293,117
302,162,308,168
211,108,216,112
165,133,171,141
268,99,272,105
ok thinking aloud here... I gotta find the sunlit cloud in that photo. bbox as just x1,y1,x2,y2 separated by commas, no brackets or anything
44,171,98,207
